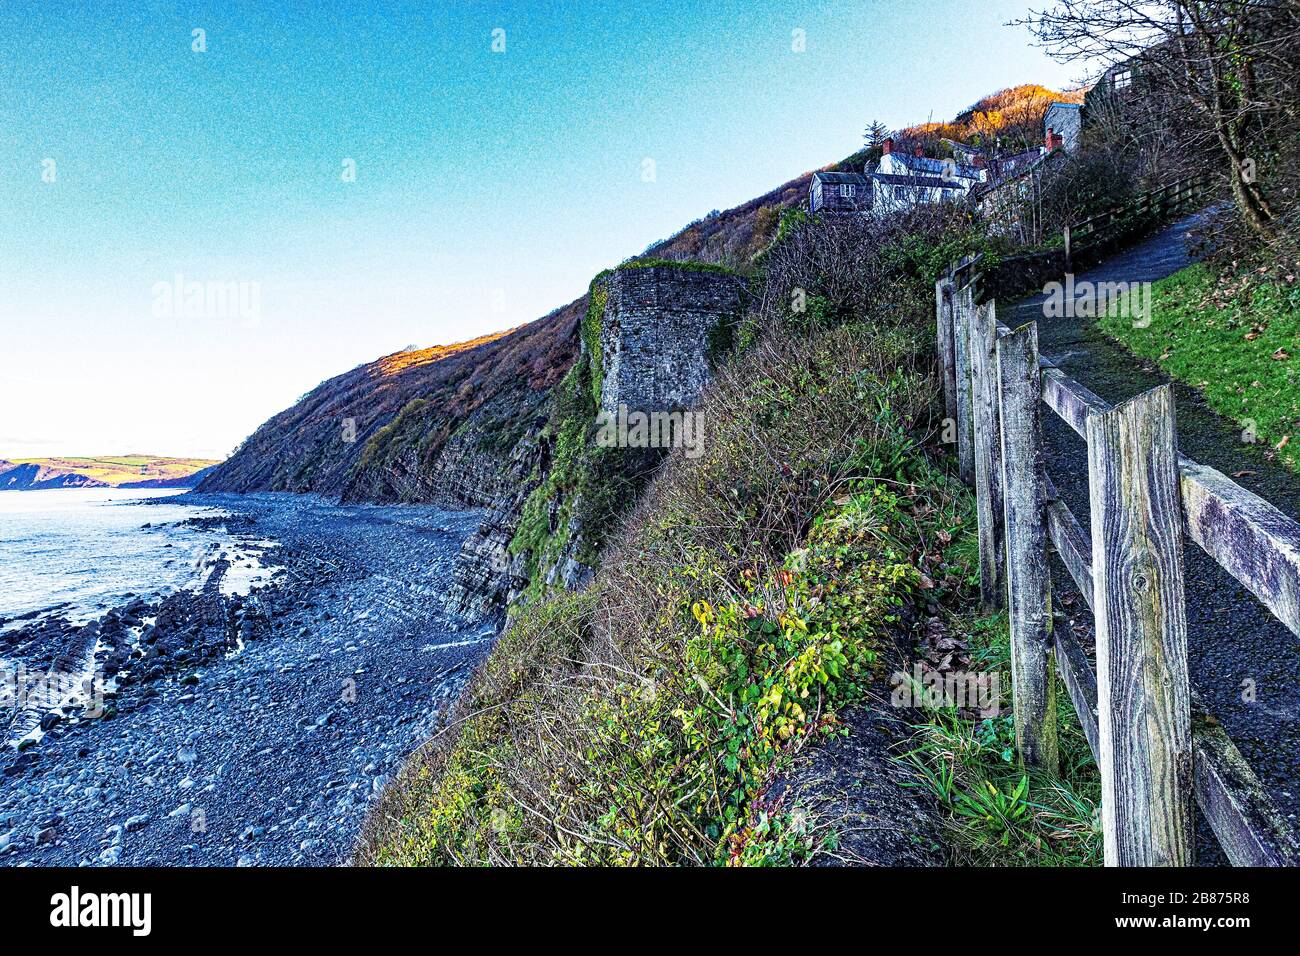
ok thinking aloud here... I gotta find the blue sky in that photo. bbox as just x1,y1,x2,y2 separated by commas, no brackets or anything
0,1,1083,459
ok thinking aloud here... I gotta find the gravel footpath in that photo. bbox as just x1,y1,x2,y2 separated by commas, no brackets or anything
1002,210,1300,860
0,492,494,866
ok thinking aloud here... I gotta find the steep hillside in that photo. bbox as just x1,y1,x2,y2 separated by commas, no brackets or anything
0,461,107,490
639,173,812,265
197,307,579,506
849,85,1087,173
910,84,1085,148
199,84,1078,517
199,174,812,507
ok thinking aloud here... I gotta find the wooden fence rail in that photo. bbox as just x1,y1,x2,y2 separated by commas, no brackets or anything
1064,173,1212,270
935,258,1300,866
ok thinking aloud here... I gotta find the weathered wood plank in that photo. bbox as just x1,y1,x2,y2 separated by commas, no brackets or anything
1051,634,1300,867
1040,367,1299,640
1087,385,1194,867
996,322,1058,771
1046,486,1094,608
952,286,976,486
1179,456,1300,640
1192,705,1300,866
935,278,959,448
1048,499,1094,608
1053,623,1100,759
1042,367,1107,439
970,300,1006,610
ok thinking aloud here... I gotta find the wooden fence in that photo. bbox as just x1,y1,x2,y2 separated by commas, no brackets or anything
936,259,1300,866
1063,172,1212,271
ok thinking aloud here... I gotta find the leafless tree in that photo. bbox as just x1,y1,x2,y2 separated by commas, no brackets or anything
1021,0,1300,241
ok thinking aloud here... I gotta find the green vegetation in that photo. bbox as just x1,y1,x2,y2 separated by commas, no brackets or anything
357,398,435,472
1098,263,1300,472
503,358,603,606
901,612,1101,866
359,321,957,865
615,257,739,276
506,259,752,609
581,280,607,410
359,190,1095,868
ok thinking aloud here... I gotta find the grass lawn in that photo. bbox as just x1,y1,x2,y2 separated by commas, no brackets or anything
1098,263,1300,472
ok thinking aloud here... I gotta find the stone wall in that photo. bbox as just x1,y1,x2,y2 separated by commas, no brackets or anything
599,266,746,416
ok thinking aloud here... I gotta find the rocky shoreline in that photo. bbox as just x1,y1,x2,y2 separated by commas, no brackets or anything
0,493,494,866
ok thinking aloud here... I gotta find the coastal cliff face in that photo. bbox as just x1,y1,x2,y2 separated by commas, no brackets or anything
202,263,753,619
0,458,217,490
199,171,808,615
444,435,545,615
197,304,581,506
447,263,748,617
0,462,107,490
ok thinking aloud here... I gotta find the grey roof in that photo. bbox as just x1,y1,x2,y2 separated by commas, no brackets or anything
1046,101,1081,110
812,171,869,185
998,148,1045,168
942,137,986,155
891,154,982,181
972,150,1060,197
874,172,967,191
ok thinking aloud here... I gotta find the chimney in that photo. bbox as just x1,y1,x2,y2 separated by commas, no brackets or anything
881,137,893,155
913,143,923,157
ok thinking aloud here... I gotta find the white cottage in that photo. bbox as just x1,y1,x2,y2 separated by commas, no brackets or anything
868,138,980,212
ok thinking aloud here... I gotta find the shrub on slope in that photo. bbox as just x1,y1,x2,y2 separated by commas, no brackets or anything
356,317,962,865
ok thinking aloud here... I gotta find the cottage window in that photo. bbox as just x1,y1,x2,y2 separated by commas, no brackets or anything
840,183,855,198
894,185,906,200
1114,69,1132,90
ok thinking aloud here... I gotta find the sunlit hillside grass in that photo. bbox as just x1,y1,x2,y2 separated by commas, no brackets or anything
924,84,1086,148
8,456,220,485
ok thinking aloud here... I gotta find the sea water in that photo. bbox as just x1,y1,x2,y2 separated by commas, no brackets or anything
0,487,266,628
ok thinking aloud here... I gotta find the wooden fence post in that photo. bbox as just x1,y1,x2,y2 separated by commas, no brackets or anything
1086,385,1194,866
952,285,976,486
935,278,958,447
996,322,1059,773
970,300,1006,610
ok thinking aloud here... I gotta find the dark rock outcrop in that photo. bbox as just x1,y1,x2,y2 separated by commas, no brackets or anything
445,437,546,616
